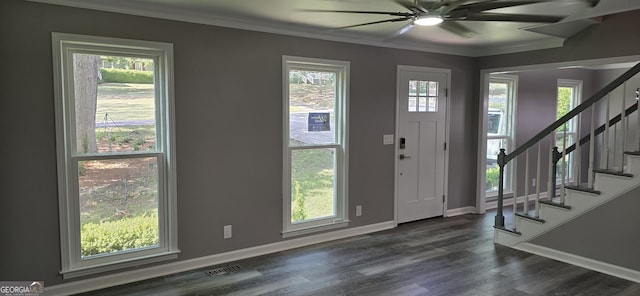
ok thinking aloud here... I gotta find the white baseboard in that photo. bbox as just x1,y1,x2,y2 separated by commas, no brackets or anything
446,206,477,217
46,221,396,296
515,243,640,283
485,192,547,210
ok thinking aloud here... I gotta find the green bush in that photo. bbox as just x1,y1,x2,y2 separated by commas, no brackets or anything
100,68,153,84
486,166,500,191
291,181,307,222
81,214,158,256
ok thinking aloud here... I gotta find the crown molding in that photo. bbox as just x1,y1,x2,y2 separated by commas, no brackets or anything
27,0,568,57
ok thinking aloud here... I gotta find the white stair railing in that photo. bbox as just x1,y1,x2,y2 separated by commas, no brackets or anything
494,63,640,232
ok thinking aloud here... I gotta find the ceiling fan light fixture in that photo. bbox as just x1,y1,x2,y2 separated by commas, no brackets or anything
414,15,443,26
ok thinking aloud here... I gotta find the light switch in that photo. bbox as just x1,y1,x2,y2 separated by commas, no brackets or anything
383,134,394,145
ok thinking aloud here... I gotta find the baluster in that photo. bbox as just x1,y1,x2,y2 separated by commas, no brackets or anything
524,149,530,215
621,82,627,171
575,112,581,186
535,142,542,217
588,105,595,188
512,154,518,230
561,123,567,204
603,94,610,169
551,146,559,199
637,88,640,152
613,116,618,169
495,149,506,228
547,134,554,200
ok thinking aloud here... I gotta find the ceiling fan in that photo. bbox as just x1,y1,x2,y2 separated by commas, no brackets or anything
302,0,600,38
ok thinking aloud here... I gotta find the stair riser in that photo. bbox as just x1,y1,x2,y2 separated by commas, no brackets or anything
625,154,640,175
594,173,635,195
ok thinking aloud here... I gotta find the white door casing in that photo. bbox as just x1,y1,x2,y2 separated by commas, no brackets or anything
395,66,449,224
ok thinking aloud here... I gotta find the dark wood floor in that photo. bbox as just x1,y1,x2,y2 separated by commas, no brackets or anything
82,213,640,295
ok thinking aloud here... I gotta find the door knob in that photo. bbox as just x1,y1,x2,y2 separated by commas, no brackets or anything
400,154,411,159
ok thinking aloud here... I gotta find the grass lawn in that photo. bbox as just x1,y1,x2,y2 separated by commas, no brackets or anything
96,83,155,122
81,83,157,227
291,148,335,221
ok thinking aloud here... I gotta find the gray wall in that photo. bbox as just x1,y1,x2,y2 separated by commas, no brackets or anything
531,184,640,271
0,0,476,286
477,9,640,274
506,69,596,195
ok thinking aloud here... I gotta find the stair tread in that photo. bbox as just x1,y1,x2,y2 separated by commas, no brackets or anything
539,199,572,209
515,213,545,223
564,185,601,195
592,169,633,178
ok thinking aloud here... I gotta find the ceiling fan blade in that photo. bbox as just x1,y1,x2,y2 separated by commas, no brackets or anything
439,21,477,38
299,9,413,17
458,0,600,12
456,1,544,13
388,22,415,39
461,12,566,23
330,17,412,30
438,0,475,14
394,0,429,13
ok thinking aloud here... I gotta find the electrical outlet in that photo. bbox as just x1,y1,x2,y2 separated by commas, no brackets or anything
532,178,536,187
223,225,232,239
356,205,362,217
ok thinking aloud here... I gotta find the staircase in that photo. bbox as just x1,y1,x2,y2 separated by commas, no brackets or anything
493,63,640,279
495,152,640,247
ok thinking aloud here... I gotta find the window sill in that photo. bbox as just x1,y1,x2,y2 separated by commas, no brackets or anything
282,220,350,238
486,191,513,201
61,250,180,279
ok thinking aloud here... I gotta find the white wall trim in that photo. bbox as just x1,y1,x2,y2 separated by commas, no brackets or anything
45,221,396,296
446,206,477,217
515,243,640,283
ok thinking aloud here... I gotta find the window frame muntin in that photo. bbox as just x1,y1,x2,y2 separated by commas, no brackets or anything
53,32,179,279
282,56,350,237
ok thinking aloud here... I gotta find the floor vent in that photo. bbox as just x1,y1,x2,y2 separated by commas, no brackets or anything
205,265,241,276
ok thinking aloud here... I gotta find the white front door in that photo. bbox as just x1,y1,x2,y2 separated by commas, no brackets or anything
396,66,448,224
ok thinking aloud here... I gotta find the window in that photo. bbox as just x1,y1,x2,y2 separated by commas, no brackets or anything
282,56,349,237
486,75,517,197
556,79,582,182
408,80,439,112
52,33,178,278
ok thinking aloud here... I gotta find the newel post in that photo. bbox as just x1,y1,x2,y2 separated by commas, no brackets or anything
494,148,507,228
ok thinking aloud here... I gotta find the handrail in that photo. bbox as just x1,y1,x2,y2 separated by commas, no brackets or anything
562,102,638,156
494,62,640,229
504,62,640,164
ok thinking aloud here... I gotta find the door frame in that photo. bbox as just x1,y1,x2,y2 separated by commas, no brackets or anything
394,65,451,225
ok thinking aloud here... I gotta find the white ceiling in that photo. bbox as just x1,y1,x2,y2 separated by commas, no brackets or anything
30,0,640,57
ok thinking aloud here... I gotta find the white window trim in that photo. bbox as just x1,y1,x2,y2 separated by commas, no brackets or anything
52,32,179,279
557,79,583,182
486,74,518,198
282,56,350,238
